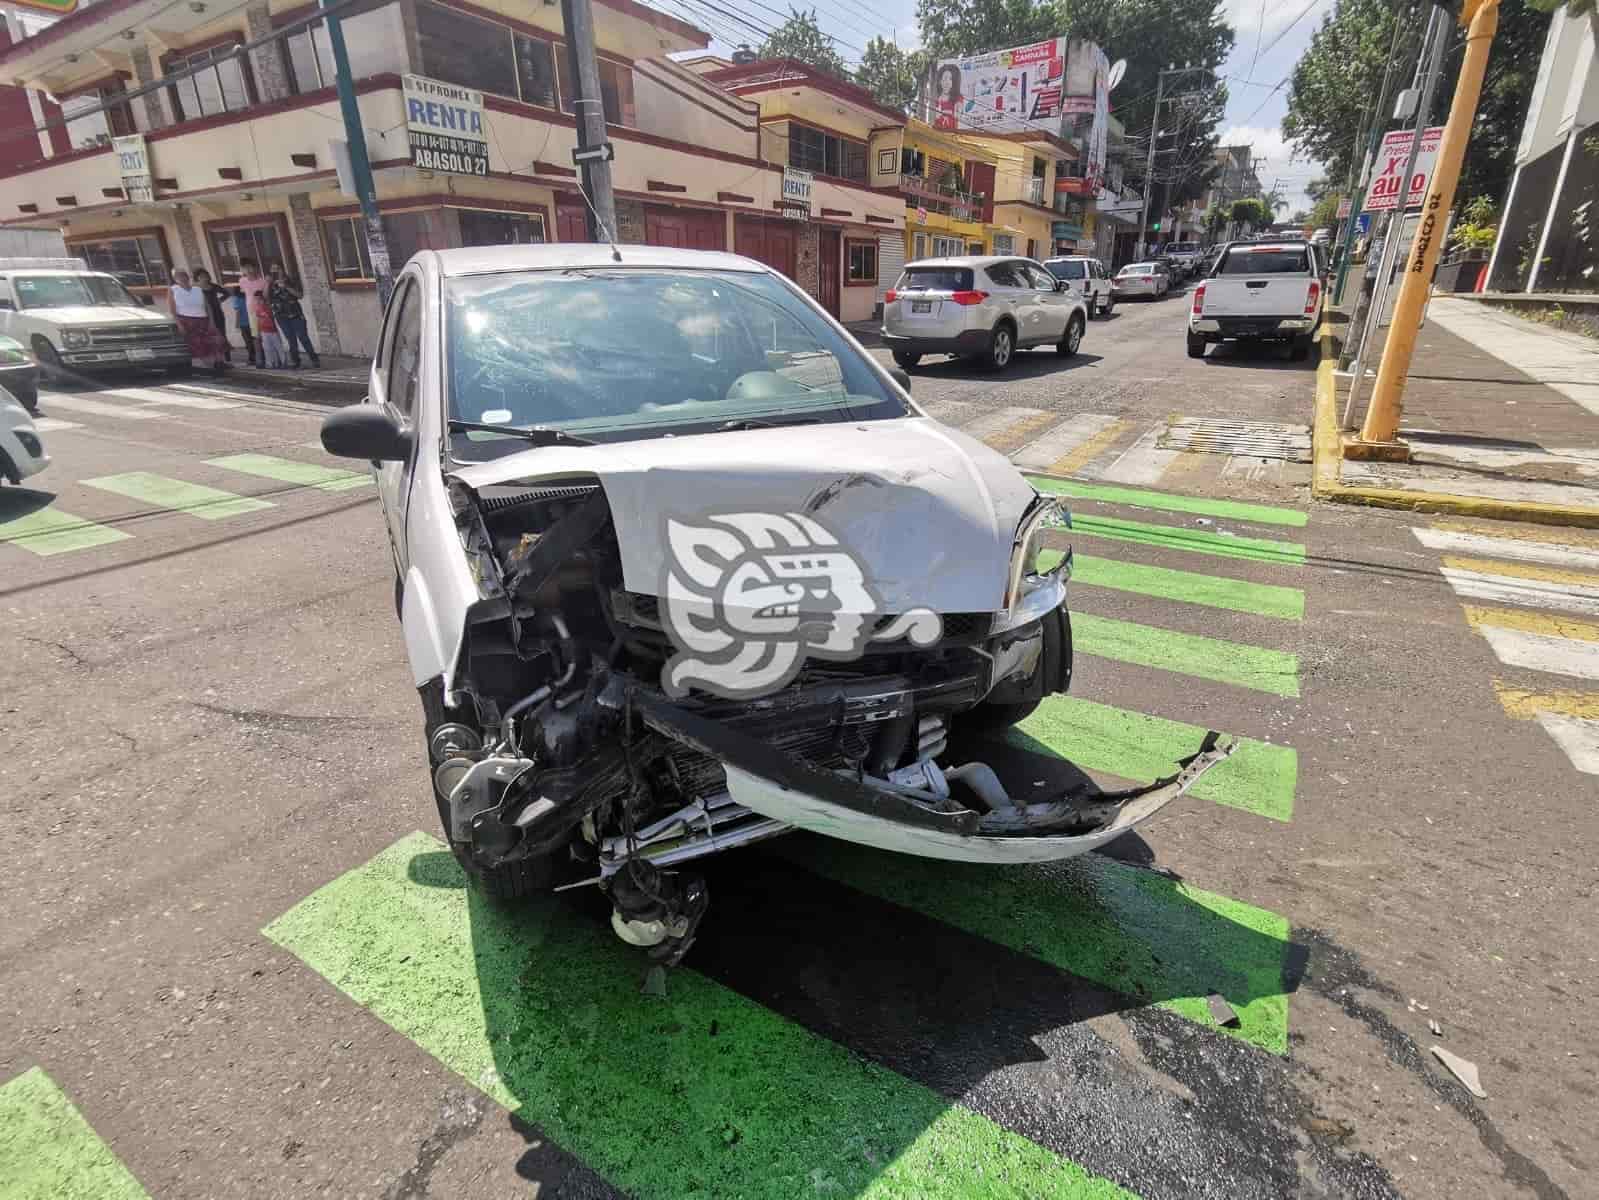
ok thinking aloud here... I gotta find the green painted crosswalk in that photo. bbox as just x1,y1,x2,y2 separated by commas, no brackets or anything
206,453,372,492
266,833,1135,1200
0,1068,150,1200
784,840,1294,1055
0,506,129,556
1029,475,1309,528
1070,513,1306,566
1005,695,1297,821
1071,553,1305,620
84,471,273,521
1075,612,1301,697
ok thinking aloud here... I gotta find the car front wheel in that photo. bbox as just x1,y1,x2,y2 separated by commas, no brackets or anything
986,324,1015,371
1187,333,1207,359
1058,314,1085,357
892,350,922,369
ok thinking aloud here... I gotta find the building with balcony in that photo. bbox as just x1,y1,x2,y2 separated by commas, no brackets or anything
0,0,899,355
702,57,905,322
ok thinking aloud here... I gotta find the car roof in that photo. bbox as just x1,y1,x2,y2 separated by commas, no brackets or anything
0,268,114,277
1042,256,1096,263
428,244,772,277
1225,242,1305,253
904,255,1031,268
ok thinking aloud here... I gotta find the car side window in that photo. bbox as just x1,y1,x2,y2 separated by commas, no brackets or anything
385,282,422,421
1024,264,1057,290
985,262,1021,288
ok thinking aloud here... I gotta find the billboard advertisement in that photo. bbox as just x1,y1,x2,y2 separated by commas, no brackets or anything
929,37,1068,135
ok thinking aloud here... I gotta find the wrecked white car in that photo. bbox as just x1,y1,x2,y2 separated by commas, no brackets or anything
322,244,1229,963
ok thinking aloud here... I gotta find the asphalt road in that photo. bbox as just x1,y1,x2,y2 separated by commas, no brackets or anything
1,293,1593,1200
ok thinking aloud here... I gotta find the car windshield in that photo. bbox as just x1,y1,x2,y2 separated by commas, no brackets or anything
896,266,974,291
1217,248,1309,275
1120,264,1156,275
445,268,906,460
11,273,140,309
1046,261,1086,280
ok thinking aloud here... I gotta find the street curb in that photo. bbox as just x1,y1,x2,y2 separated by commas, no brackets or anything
1309,320,1599,529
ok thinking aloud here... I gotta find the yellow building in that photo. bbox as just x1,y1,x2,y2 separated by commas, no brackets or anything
890,120,996,263
957,127,1094,261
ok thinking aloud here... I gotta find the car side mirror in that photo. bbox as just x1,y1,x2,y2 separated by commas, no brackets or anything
322,404,412,462
1055,278,1067,292
888,366,911,393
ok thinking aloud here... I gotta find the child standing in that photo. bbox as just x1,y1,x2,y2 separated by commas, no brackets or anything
230,284,255,366
253,293,287,368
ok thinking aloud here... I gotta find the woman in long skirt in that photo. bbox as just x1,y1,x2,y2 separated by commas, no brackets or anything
169,269,227,376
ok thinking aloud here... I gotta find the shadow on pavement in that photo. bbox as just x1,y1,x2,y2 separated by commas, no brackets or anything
905,350,1106,382
0,486,56,519
1200,341,1318,372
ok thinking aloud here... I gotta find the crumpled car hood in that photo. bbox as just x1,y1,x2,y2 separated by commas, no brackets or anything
449,417,1038,613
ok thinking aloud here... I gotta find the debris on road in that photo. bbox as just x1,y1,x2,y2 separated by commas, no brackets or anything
1206,993,1241,1027
1429,1018,1443,1037
1431,1045,1486,1098
641,965,668,998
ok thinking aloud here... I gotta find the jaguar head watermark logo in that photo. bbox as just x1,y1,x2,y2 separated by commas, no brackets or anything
660,511,941,699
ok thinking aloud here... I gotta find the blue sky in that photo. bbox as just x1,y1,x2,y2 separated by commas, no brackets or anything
674,0,1335,213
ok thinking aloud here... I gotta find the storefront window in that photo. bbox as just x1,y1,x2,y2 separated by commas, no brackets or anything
846,240,877,284
284,4,408,93
67,234,170,289
416,0,519,101
207,223,290,283
321,210,452,280
167,43,254,121
459,209,546,246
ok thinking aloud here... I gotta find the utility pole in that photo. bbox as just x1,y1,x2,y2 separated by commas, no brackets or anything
1357,0,1501,451
321,0,391,307
560,0,618,243
1135,70,1165,261
1334,0,1408,304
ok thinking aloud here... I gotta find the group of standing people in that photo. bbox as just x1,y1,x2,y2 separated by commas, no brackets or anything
168,259,323,374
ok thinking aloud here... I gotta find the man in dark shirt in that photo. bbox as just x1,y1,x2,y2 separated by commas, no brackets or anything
267,262,322,369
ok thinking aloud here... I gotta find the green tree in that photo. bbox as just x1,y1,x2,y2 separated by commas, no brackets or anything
1230,197,1267,230
1203,206,1228,237
1261,187,1287,216
1526,0,1594,14
856,37,927,112
1309,192,1341,231
913,0,1235,204
759,8,850,79
1283,0,1551,206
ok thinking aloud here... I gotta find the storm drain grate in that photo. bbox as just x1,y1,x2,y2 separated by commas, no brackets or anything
1159,418,1313,462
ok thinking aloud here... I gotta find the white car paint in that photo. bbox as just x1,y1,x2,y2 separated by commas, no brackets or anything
0,262,189,372
0,386,48,484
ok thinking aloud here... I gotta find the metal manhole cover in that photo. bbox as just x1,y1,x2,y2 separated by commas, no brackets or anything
1159,418,1312,462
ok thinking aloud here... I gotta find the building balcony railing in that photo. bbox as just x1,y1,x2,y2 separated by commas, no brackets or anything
1025,178,1044,205
900,172,985,223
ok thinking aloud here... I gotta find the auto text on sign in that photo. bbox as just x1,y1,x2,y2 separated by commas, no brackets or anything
1364,126,1442,213
402,74,489,177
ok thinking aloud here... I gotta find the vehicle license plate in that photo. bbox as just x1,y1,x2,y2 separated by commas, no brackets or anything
911,300,932,313
127,348,155,361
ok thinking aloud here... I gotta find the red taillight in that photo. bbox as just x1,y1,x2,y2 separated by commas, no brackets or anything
1140,275,1153,282
950,290,989,306
884,289,898,303
1304,280,1321,315
1192,282,1206,315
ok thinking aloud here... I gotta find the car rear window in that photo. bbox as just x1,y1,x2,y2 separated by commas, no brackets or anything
1168,242,1199,254
1046,260,1086,280
896,267,974,292
1216,247,1309,275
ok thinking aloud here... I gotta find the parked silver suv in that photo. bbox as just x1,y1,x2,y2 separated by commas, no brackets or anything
882,256,1088,371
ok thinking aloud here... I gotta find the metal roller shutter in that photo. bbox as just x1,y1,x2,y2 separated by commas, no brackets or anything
876,232,905,308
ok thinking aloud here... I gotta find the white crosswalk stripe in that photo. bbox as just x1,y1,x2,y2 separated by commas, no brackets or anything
31,416,82,432
102,386,240,411
956,405,1053,443
1439,566,1599,617
1089,427,1180,484
1534,712,1599,775
38,393,165,420
1414,527,1599,572
1011,413,1122,470
1476,625,1599,680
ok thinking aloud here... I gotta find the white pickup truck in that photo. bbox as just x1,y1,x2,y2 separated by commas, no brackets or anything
0,258,190,381
1187,240,1323,361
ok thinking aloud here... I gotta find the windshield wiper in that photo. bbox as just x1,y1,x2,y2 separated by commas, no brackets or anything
448,419,595,446
716,416,823,432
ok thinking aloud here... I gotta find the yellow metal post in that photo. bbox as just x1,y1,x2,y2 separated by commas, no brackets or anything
1356,0,1501,449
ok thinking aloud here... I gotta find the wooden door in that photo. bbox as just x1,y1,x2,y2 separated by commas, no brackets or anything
555,195,589,243
817,226,841,317
735,216,797,280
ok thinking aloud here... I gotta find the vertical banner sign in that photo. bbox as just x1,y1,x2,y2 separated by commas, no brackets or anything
781,166,813,221
1364,127,1442,212
112,134,153,203
402,75,488,176
1335,197,1353,219
1061,40,1109,194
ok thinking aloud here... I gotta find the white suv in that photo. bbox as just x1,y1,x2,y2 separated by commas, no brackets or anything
882,256,1088,371
1042,256,1114,317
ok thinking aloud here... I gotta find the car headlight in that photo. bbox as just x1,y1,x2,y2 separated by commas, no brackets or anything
1006,496,1072,607
61,330,90,348
16,431,42,457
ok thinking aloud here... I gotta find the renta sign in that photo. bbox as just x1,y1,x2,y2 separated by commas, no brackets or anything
402,74,489,177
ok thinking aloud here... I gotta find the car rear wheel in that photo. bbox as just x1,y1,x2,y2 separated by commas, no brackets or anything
1057,314,1085,357
892,350,922,369
986,324,1015,371
30,337,64,381
1100,294,1114,317
1187,333,1207,359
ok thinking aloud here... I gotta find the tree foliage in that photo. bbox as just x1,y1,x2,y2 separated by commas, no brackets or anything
1283,0,1551,206
1229,197,1268,229
759,8,849,79
911,0,1235,203
1309,191,1342,231
856,37,928,112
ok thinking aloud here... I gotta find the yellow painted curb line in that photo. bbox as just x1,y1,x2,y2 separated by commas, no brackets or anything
1310,319,1599,529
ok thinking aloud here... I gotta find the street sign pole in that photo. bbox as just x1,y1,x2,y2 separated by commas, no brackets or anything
561,0,618,243
321,0,391,308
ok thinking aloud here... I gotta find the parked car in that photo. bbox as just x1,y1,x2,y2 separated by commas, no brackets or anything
882,255,1088,371
1042,256,1115,317
0,385,48,485
0,333,39,412
1188,240,1323,360
1113,262,1169,299
1164,241,1204,280
0,258,189,383
318,244,1228,964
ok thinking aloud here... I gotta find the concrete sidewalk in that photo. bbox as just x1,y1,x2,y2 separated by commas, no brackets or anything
1315,296,1599,525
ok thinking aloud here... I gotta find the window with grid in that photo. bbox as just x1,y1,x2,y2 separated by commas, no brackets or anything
167,43,254,121
846,240,877,283
207,224,289,284
67,235,169,289
322,217,372,281
283,4,408,94
458,209,547,247
416,0,518,100
788,123,866,182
